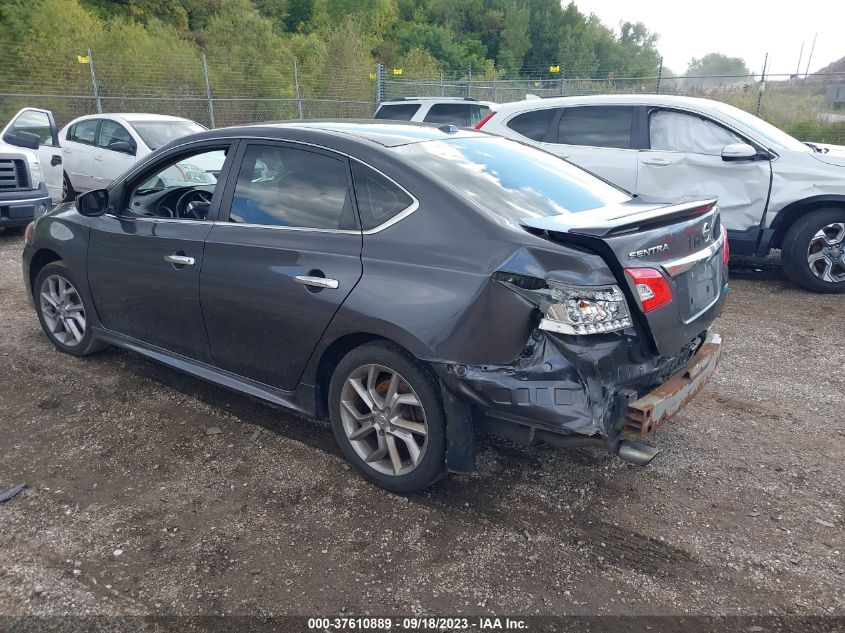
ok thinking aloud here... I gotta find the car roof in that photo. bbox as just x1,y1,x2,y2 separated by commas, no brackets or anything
196,120,488,148
380,97,496,106
68,113,196,124
495,93,727,113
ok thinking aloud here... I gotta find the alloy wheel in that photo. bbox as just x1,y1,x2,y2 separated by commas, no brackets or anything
807,222,845,283
339,364,428,476
39,274,86,346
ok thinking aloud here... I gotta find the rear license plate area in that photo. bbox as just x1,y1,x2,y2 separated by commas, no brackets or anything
682,255,720,323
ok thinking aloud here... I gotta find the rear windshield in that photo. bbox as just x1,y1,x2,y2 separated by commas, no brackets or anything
130,120,205,150
394,137,630,221
374,104,422,121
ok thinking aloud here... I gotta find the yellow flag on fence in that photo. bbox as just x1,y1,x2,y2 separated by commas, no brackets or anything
549,65,560,73
77,54,89,64
369,72,376,80
392,68,403,75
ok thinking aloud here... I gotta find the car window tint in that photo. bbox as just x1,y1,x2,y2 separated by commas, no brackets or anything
506,109,557,142
98,120,133,150
374,104,421,121
352,162,414,230
424,104,470,127
68,119,98,145
557,106,633,149
650,110,743,155
12,110,54,146
229,144,355,230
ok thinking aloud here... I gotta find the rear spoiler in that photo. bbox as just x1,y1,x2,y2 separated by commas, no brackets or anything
520,198,717,238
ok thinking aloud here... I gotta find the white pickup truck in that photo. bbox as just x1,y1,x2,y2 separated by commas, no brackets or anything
0,108,63,230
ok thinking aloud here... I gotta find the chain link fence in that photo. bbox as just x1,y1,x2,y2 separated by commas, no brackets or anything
1,47,844,144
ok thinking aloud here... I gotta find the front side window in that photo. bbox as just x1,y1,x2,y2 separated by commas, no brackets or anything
68,119,98,145
12,110,54,146
649,110,743,156
374,104,421,121
98,120,134,152
557,106,633,149
424,104,470,127
125,147,227,219
352,162,414,230
507,108,558,142
130,120,204,150
229,144,355,230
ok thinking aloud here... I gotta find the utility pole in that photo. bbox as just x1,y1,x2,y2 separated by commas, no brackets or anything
202,54,215,128
795,41,804,78
804,33,817,77
755,53,768,117
87,48,102,114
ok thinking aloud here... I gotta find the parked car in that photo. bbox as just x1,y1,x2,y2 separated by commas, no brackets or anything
374,97,496,127
22,121,726,492
59,113,206,201
478,94,845,293
0,109,56,228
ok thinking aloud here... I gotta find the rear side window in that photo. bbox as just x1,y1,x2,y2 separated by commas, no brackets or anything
352,162,414,230
507,109,557,142
68,119,98,145
228,144,356,230
469,105,491,126
374,104,421,121
557,106,633,149
424,104,470,127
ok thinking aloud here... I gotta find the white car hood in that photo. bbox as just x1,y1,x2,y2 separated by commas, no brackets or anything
808,143,845,167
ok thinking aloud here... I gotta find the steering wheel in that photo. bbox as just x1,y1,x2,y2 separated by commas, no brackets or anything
175,189,213,219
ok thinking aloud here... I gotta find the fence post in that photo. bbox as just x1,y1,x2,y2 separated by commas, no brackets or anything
558,62,564,96
466,63,472,98
87,48,102,114
755,52,768,117
492,75,497,102
293,58,303,120
375,64,384,108
440,71,445,97
656,56,663,94
202,54,215,128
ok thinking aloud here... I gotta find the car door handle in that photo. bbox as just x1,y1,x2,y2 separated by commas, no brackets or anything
642,157,671,166
294,275,339,289
164,254,195,266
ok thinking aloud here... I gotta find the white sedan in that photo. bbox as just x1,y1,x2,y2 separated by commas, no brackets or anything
59,113,205,201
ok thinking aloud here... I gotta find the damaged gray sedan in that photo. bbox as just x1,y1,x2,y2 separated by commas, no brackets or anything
22,121,727,492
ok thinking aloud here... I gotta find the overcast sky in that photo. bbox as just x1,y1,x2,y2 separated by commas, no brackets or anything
572,0,844,76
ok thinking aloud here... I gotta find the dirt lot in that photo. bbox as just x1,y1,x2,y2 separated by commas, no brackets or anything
0,228,843,628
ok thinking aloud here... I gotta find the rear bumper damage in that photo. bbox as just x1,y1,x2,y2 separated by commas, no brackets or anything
436,330,722,465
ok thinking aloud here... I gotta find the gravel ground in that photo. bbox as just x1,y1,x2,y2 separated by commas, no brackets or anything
0,229,843,627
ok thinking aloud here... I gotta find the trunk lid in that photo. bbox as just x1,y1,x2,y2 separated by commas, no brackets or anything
522,198,727,356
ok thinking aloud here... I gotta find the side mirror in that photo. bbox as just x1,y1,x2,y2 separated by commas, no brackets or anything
721,143,758,161
76,189,109,217
109,141,136,155
3,130,40,150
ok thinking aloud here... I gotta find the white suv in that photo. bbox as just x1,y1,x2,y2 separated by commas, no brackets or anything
478,94,845,293
374,97,496,128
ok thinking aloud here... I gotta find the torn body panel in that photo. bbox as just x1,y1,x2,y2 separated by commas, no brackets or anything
435,327,710,449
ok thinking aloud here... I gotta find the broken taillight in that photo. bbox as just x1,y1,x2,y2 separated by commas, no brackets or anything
625,268,673,313
475,112,496,129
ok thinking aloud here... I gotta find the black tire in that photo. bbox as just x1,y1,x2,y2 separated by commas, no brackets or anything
781,208,845,293
33,261,109,356
62,172,75,203
328,341,447,493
